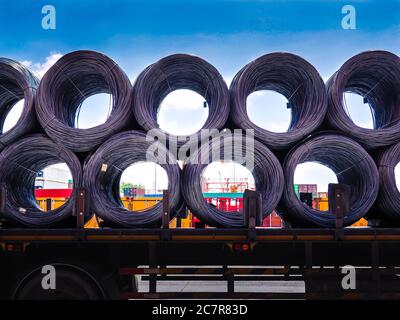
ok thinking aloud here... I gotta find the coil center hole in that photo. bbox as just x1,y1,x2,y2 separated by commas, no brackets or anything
34,163,73,212
247,90,291,133
201,161,255,216
119,162,168,211
395,163,400,192
158,89,208,135
2,99,24,134
75,93,113,129
294,162,337,211
343,92,374,129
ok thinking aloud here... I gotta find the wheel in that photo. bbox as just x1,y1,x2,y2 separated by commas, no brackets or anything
12,262,119,300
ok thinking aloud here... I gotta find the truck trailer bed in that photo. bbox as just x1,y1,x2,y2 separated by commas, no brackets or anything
1,227,400,299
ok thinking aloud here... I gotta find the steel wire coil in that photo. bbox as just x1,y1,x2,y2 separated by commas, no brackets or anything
0,58,39,150
0,134,82,227
326,50,400,149
229,52,327,150
132,54,229,144
374,142,400,221
83,130,181,227
36,50,132,152
181,133,284,227
278,133,379,227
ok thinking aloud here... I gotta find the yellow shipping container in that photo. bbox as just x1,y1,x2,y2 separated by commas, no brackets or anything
36,195,368,229
37,196,193,229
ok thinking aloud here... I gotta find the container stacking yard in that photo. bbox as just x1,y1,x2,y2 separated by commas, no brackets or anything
0,49,399,299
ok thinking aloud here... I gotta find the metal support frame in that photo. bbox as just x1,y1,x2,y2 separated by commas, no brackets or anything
224,265,235,294
371,241,381,298
328,183,350,240
74,188,88,229
45,198,52,211
148,242,158,296
161,190,170,241
243,189,261,241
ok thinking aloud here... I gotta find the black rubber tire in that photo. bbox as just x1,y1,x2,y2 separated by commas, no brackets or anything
12,261,120,300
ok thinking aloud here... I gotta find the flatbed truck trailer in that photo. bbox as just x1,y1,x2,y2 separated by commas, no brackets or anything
1,188,400,300
1,227,400,300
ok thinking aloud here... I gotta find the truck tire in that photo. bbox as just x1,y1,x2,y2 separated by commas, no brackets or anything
11,261,120,300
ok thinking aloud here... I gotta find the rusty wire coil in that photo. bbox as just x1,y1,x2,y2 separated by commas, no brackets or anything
326,50,400,149
0,134,82,227
229,52,327,150
132,54,229,145
0,58,39,150
277,133,379,227
181,133,283,227
83,130,181,227
36,50,132,152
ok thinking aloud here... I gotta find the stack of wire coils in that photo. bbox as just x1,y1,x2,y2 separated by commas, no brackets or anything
0,49,398,228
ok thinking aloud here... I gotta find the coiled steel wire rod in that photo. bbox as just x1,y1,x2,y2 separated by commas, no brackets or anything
181,133,283,227
83,130,181,227
326,50,400,149
36,50,132,152
374,142,400,221
0,134,82,227
132,54,229,144
230,52,327,149
0,58,39,150
278,133,379,227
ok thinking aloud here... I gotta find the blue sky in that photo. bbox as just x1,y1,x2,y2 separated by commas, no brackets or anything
1,0,399,191
1,0,398,77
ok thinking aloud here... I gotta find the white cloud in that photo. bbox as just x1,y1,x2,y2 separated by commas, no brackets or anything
224,75,234,87
158,89,208,135
20,60,32,68
160,89,205,111
322,76,331,82
2,53,63,133
129,74,137,85
27,52,63,78
2,99,24,132
247,90,291,132
343,92,374,129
